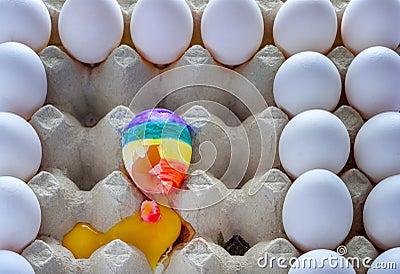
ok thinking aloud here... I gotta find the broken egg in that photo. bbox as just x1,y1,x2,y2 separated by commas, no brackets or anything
63,201,182,269
122,109,192,202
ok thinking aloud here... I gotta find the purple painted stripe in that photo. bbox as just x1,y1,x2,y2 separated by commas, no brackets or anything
126,108,187,129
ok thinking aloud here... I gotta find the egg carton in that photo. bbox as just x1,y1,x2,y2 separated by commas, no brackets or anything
23,45,378,273
18,0,392,272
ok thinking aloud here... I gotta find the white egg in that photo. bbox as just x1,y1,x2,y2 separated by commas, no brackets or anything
273,51,341,117
279,110,350,178
201,0,264,66
0,0,51,52
368,247,400,273
341,0,400,54
273,0,337,57
363,175,400,250
345,46,400,119
58,0,124,64
0,42,47,120
0,250,35,274
289,249,356,273
131,0,193,65
0,176,41,252
354,112,400,183
283,170,353,252
0,112,42,181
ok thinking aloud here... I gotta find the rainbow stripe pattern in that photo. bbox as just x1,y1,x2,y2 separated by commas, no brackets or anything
122,109,192,195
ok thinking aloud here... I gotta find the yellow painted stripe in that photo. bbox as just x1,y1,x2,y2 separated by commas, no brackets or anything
122,138,192,165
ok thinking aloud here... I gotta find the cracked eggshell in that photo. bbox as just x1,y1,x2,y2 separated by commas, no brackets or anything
130,0,193,65
341,0,400,54
0,42,47,120
282,170,353,252
273,0,337,57
58,0,124,64
0,176,41,253
0,0,51,52
0,112,42,181
201,0,264,66
122,109,192,203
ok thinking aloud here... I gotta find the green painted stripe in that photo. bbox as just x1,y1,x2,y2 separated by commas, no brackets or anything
123,122,192,146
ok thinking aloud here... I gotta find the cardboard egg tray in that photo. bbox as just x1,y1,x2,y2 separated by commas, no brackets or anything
20,0,397,273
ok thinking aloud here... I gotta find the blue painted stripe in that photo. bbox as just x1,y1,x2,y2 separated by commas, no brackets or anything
123,122,192,146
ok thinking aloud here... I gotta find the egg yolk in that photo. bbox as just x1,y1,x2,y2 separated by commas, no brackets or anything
62,204,181,269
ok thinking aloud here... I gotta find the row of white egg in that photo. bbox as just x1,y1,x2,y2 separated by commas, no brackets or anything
0,45,44,273
275,0,400,57
0,44,44,265
0,0,48,181
279,110,400,273
283,170,400,250
276,37,400,270
275,0,400,260
0,42,46,181
274,46,400,119
280,109,400,184
279,110,400,240
0,176,39,273
1,0,399,66
0,62,43,270
60,0,400,65
0,1,47,271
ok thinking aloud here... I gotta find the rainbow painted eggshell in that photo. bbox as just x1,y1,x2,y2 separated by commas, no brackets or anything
122,109,192,197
